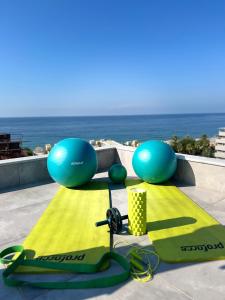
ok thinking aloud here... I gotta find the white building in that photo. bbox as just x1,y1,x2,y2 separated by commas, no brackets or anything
215,128,225,159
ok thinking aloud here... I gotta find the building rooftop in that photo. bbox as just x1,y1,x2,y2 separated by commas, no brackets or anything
1,143,225,300
1,171,225,300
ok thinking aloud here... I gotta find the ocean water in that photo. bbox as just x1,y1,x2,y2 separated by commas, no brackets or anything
0,113,225,149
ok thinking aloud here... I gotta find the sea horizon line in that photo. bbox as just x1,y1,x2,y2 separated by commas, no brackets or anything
1,112,225,119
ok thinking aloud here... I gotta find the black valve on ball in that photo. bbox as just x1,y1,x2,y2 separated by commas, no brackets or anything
95,207,128,234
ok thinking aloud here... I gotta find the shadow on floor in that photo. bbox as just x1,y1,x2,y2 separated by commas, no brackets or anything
147,217,197,231
0,179,54,195
119,216,197,236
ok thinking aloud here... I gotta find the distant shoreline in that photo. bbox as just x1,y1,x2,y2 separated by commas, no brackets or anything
1,112,225,119
0,114,224,149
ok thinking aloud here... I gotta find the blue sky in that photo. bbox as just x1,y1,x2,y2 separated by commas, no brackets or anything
0,0,225,117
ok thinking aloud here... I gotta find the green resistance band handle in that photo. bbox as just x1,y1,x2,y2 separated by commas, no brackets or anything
0,245,130,289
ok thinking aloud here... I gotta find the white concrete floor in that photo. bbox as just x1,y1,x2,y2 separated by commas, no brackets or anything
1,173,225,300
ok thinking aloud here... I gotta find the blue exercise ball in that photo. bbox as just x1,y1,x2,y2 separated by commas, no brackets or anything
132,140,177,184
47,138,97,187
108,164,127,184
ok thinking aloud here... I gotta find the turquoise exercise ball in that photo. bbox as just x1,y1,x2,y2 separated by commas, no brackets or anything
108,164,127,184
47,138,97,187
132,140,177,184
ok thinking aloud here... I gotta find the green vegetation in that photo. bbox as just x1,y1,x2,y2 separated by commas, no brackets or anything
170,135,215,158
22,147,33,156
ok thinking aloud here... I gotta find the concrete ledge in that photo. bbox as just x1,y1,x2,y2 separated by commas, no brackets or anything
174,158,225,193
0,147,119,191
0,145,225,193
95,146,119,172
0,154,48,166
0,155,51,190
176,153,225,167
115,146,225,193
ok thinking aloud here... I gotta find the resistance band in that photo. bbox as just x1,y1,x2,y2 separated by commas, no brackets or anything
0,245,130,289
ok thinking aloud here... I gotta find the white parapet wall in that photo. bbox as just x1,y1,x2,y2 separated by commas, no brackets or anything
115,145,225,194
174,154,225,193
0,155,49,190
0,146,118,191
0,145,225,193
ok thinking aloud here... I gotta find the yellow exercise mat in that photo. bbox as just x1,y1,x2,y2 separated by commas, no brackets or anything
16,181,110,273
126,179,225,263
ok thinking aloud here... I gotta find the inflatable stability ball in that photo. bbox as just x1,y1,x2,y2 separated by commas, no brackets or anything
108,164,127,183
47,138,97,187
132,140,177,184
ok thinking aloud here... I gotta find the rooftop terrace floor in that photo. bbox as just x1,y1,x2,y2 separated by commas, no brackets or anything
1,173,225,300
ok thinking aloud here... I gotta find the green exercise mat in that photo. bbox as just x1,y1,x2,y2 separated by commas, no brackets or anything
16,181,110,273
126,179,225,263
